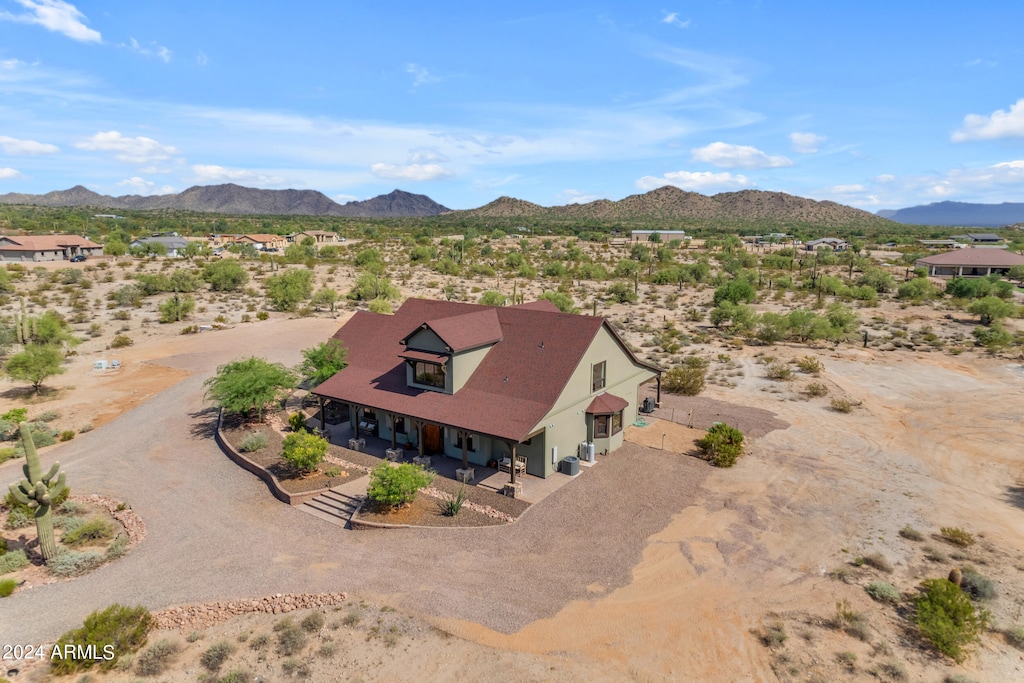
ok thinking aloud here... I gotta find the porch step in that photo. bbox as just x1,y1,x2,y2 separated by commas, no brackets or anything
298,489,363,528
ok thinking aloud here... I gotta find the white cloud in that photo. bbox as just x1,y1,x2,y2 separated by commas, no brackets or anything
75,131,179,164
874,174,895,183
407,147,448,164
829,183,865,194
789,131,826,154
661,11,691,28
691,141,792,169
405,63,440,89
952,99,1024,142
123,38,172,63
371,162,453,181
333,193,359,203
0,167,23,179
0,135,59,155
191,164,285,186
636,170,753,192
116,177,174,195
560,189,604,204
0,0,101,43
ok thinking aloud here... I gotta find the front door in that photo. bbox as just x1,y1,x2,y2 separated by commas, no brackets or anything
423,424,443,453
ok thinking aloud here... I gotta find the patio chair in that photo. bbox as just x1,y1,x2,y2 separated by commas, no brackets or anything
498,455,526,474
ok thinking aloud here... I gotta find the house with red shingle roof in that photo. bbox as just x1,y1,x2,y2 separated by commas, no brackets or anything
915,248,1024,278
0,234,102,262
313,298,661,481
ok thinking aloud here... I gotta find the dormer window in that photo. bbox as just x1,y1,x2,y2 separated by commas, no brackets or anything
414,361,445,388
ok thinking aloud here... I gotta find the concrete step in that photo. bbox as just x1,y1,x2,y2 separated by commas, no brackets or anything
297,489,364,528
308,495,357,516
299,502,350,528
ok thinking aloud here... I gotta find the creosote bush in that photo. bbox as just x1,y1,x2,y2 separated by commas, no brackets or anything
898,525,924,541
916,578,989,662
135,639,181,676
51,604,155,674
940,527,975,547
0,577,16,597
696,423,744,468
281,431,328,474
662,363,706,396
865,582,900,603
367,462,434,509
200,640,235,672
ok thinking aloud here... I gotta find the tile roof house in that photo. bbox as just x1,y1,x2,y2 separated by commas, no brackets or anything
915,248,1024,277
804,237,849,251
0,234,102,262
229,234,288,251
313,298,661,482
130,235,192,257
292,230,342,244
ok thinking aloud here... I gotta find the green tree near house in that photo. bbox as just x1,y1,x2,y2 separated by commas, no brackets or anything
8,422,67,560
5,343,65,393
967,296,1015,325
204,357,297,422
299,339,348,387
265,269,314,311
203,259,249,291
367,462,434,509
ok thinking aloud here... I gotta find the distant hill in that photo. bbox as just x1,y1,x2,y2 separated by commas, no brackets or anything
878,201,1024,227
0,184,450,218
460,186,890,228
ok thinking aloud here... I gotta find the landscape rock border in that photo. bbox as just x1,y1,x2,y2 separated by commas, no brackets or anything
153,592,349,631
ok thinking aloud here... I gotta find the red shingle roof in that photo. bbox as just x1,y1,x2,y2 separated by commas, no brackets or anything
916,249,1024,267
412,308,503,353
0,235,101,251
585,392,628,414
314,299,650,442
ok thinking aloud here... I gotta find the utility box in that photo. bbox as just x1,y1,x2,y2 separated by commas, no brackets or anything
561,455,580,476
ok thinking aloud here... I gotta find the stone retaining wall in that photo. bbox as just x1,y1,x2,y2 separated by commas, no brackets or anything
154,592,349,631
215,409,330,506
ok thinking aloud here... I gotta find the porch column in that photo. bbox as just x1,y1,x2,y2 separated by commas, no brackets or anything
318,396,325,432
417,421,424,457
459,430,468,469
505,441,518,485
389,413,397,449
656,375,661,404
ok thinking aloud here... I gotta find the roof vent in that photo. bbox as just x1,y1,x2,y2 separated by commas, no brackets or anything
539,341,545,349
504,376,508,383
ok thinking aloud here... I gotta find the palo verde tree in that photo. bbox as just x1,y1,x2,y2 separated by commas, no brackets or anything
203,357,297,421
298,338,347,387
9,422,67,560
5,343,65,393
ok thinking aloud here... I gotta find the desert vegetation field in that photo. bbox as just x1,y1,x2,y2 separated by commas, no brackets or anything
0,213,1022,682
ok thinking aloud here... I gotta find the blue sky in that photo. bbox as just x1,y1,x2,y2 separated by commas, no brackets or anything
1,1,1023,211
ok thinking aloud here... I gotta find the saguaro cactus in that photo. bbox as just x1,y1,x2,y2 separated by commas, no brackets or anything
8,422,66,560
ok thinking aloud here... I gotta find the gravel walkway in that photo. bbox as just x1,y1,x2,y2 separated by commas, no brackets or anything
0,338,712,645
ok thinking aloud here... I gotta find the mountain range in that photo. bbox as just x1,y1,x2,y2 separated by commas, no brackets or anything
877,201,1024,227
0,184,449,218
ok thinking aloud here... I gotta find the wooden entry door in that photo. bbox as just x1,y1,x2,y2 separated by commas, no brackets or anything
423,424,443,453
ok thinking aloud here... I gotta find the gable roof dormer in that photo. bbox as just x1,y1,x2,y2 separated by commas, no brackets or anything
401,308,503,353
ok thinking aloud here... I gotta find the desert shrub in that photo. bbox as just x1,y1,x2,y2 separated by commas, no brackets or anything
325,466,341,478
367,462,434,508
0,577,16,597
288,411,308,433
37,410,60,422
0,446,17,463
439,485,468,516
764,362,793,381
830,398,854,413
106,535,129,559
916,578,989,662
0,549,28,574
833,599,871,641
943,675,979,683
898,525,924,541
696,423,744,468
960,570,995,601
78,423,93,434
256,311,269,321
281,431,328,474
275,617,307,656
51,604,155,674
59,430,76,442
757,621,787,647
301,611,325,632
940,527,975,547
1007,626,1024,649
62,517,116,546
135,639,181,676
0,536,5,554
795,356,823,374
249,633,269,650
865,582,900,603
868,660,908,682
662,364,706,396
239,431,269,453
4,508,32,530
200,640,235,672
219,671,253,683
110,334,133,348
47,550,105,576
804,382,829,397
860,552,894,573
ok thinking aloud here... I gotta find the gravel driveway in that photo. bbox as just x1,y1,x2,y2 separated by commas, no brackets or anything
1,336,711,645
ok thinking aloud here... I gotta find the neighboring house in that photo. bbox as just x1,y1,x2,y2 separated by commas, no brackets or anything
313,298,661,480
915,249,1024,278
230,234,288,251
631,230,688,242
805,237,849,251
130,235,191,257
917,239,966,249
292,230,341,245
0,234,102,262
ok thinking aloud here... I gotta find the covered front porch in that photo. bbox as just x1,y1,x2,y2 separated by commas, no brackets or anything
309,399,576,504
